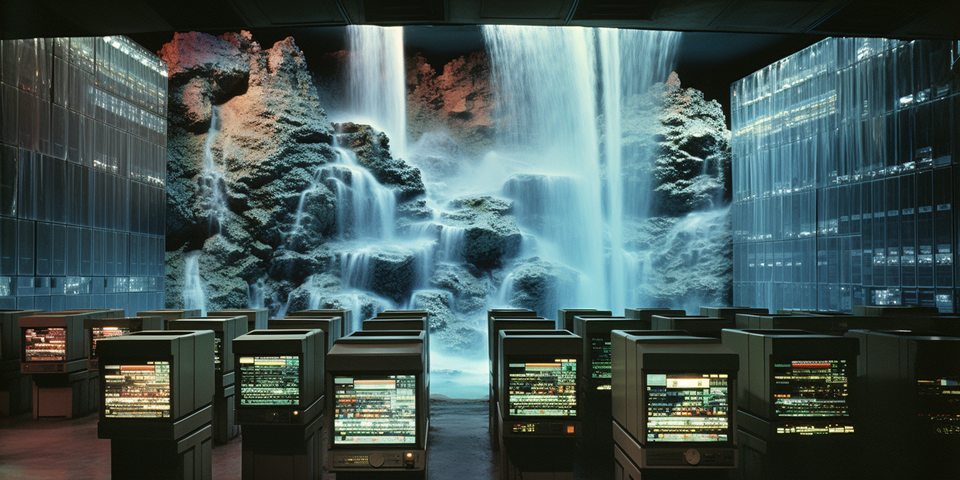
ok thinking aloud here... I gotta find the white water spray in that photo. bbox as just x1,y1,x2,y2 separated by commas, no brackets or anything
347,25,407,156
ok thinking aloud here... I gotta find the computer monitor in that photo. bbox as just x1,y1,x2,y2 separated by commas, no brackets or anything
624,309,686,330
268,317,342,353
19,314,87,374
168,316,245,378
137,309,201,329
610,333,738,470
558,309,612,331
700,307,769,320
571,317,647,391
326,335,427,472
97,330,215,430
1,310,38,361
720,329,859,437
233,329,324,425
651,315,735,338
85,316,164,370
286,309,352,333
208,309,268,332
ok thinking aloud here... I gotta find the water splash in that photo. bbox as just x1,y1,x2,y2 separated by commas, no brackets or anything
183,251,207,315
197,106,228,235
347,25,407,156
322,145,397,240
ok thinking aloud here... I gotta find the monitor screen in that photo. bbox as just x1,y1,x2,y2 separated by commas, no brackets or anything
238,356,301,406
917,377,960,435
24,327,67,361
590,335,612,389
772,359,854,434
90,326,129,358
507,359,578,417
646,373,730,442
333,375,417,445
103,362,171,418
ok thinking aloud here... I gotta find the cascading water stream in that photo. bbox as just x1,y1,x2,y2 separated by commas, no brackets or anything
198,106,228,235
483,26,680,312
346,25,407,157
183,251,207,315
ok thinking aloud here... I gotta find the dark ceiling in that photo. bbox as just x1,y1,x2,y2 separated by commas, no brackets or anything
3,0,957,40
2,0,957,119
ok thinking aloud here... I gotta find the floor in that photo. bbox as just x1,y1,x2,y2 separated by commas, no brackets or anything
0,399,503,480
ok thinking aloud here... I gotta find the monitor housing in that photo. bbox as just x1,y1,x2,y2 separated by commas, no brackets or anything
137,309,201,329
624,309,687,329
169,316,245,384
610,333,739,469
571,317,647,391
208,309,268,332
96,330,215,438
651,315,735,338
700,307,769,320
721,329,859,437
286,309,353,333
558,309,612,331
233,329,324,425
498,330,583,438
268,317,342,352
326,335,428,472
85,316,164,370
19,314,87,374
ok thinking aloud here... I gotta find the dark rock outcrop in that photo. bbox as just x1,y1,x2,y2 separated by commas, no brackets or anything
504,257,579,314
441,196,522,268
429,263,491,314
334,122,426,201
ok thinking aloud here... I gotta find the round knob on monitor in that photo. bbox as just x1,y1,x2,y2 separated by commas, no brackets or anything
369,452,385,468
684,448,701,466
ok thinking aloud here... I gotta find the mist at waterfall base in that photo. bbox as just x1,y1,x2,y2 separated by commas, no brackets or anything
183,26,733,399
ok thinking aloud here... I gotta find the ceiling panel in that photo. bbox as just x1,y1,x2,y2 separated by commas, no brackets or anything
480,0,568,20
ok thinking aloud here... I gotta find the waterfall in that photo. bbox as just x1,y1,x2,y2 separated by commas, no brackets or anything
347,25,407,156
183,251,206,315
322,145,397,240
483,26,680,312
198,106,227,235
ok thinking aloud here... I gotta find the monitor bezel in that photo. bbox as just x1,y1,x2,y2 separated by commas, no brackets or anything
768,357,855,430
503,354,580,420
642,369,734,446
22,325,69,362
330,372,421,448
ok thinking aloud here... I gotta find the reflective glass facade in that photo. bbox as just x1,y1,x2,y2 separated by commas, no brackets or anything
0,36,167,314
732,38,960,313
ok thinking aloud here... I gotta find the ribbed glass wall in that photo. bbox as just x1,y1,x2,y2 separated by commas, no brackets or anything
0,36,167,314
732,38,960,314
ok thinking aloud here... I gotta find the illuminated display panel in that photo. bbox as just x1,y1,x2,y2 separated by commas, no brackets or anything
590,335,612,389
507,359,578,417
646,373,729,442
917,377,960,435
333,375,417,445
238,356,300,406
24,327,67,361
90,327,129,358
772,359,854,435
103,362,171,418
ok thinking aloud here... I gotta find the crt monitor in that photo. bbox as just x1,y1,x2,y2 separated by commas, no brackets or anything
19,314,87,374
559,309,612,331
332,374,418,445
168,316,245,378
268,317,342,352
85,316,164,370
208,309,268,332
233,329,324,425
571,317,647,390
506,357,578,417
645,372,731,442
102,361,173,419
286,309,353,333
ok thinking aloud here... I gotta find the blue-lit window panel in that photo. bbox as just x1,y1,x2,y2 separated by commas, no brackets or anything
91,275,104,294
81,112,94,167
50,295,65,312
37,98,51,156
914,102,933,169
127,233,139,277
885,178,900,286
116,232,127,277
35,222,52,276
129,181,139,234
17,219,34,276
882,113,897,173
861,182,874,286
916,171,935,287
90,294,105,309
851,236,862,285
918,288,936,309
34,276,50,296
66,110,80,163
16,277,33,297
79,227,92,276
896,43,914,108
935,289,954,314
139,234,149,274
17,149,35,220
932,98,952,165
764,241,774,282
65,225,80,276
817,237,828,285
897,109,914,169
17,39,37,95
51,104,67,160
841,237,852,285
17,91,38,152
1,84,17,147
64,294,88,310
0,144,16,217
51,223,65,277
0,40,15,84
0,296,15,309
933,167,952,287
91,229,104,277
838,185,850,235
0,217,15,275
39,154,54,222
774,241,783,283
849,183,861,235
17,296,34,310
